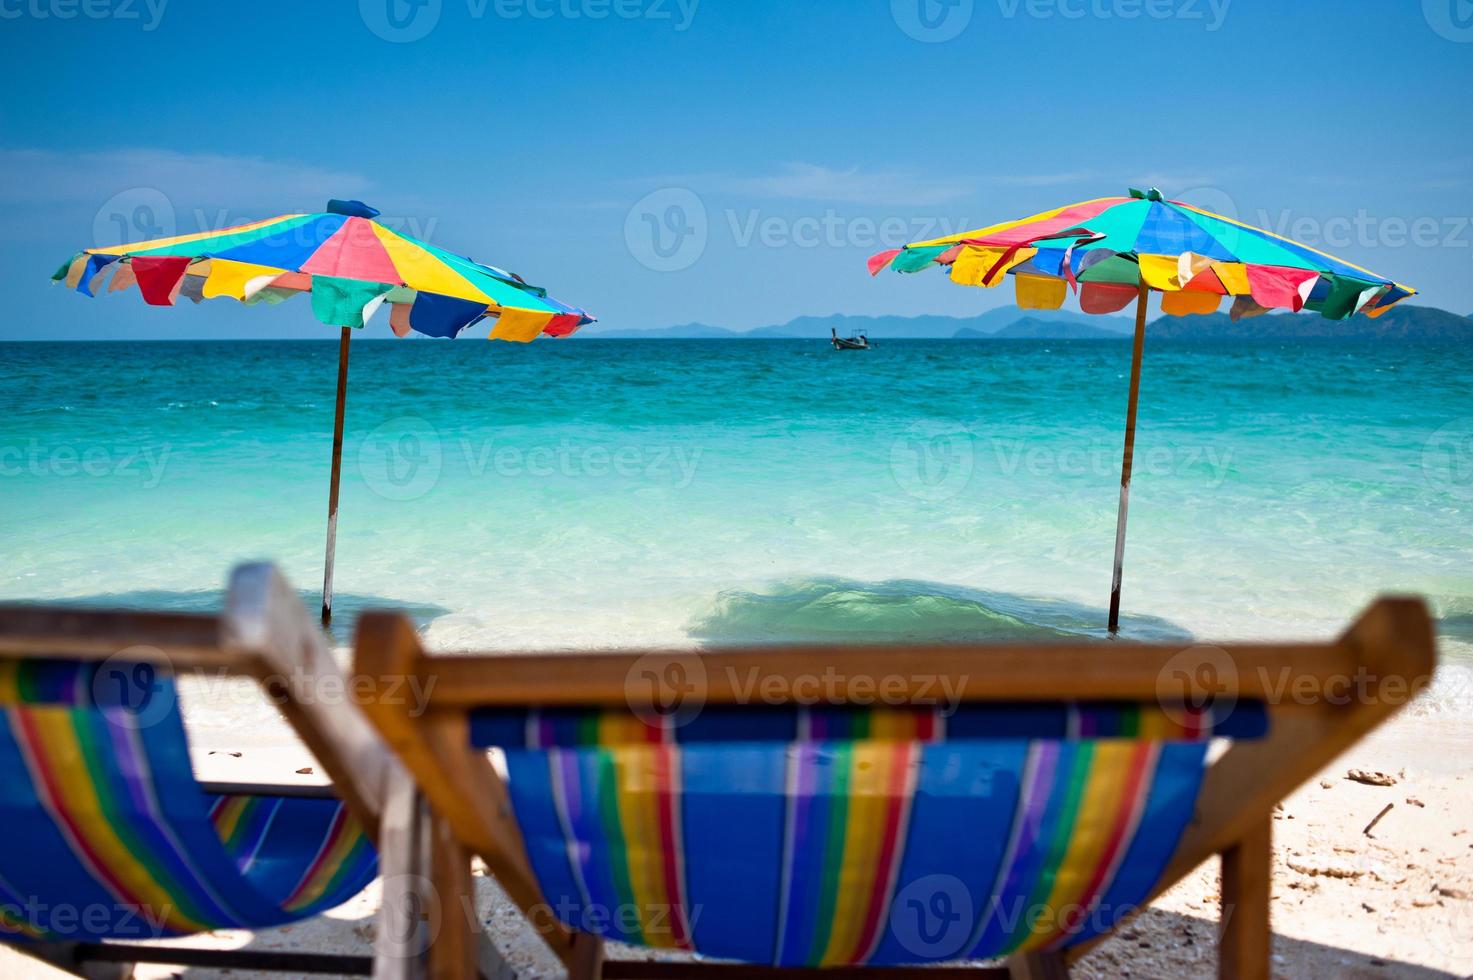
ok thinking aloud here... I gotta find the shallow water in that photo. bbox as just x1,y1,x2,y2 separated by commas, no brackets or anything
2,337,1470,712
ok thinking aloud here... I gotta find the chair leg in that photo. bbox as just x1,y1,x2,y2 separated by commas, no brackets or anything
1219,815,1272,980
428,806,478,980
568,930,606,980
377,779,517,980
375,771,429,980
1006,950,1070,979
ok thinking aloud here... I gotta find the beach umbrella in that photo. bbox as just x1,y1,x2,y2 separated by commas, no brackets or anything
54,199,594,625
868,187,1414,632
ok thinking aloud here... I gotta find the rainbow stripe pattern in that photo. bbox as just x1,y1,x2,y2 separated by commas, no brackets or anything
53,199,594,341
209,793,377,916
868,189,1415,322
0,659,377,943
487,702,1264,966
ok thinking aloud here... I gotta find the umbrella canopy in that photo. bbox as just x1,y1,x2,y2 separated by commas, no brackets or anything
868,187,1414,320
868,188,1414,632
54,198,594,625
53,198,594,340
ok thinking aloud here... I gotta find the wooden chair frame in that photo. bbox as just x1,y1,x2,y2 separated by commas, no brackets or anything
0,563,502,980
352,596,1436,980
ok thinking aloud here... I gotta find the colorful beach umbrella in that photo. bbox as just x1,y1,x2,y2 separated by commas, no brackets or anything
869,187,1414,631
54,198,594,624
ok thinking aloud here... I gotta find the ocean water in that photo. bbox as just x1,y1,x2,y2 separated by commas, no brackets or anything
2,337,1470,716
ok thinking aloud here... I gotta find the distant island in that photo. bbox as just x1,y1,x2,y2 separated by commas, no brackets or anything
583,305,1470,342
1140,304,1470,341
959,316,1128,340
589,308,1128,340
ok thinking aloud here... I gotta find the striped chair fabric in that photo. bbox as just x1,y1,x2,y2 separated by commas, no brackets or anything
0,659,377,943
471,701,1267,967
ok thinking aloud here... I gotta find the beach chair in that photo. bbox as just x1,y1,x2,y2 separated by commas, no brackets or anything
353,596,1435,979
0,563,496,978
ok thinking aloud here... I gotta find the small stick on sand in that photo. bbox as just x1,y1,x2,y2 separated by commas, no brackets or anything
1363,802,1394,838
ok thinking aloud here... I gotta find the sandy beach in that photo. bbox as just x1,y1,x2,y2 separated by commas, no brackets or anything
1081,711,1473,979
3,670,1468,980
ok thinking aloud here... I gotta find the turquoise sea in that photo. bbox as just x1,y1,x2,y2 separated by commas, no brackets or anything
2,337,1470,713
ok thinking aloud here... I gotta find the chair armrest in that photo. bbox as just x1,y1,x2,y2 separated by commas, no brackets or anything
222,562,405,839
0,607,227,665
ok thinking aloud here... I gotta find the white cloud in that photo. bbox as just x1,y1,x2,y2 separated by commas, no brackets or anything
0,146,373,211
0,146,379,246
989,171,1100,188
1133,173,1227,194
626,163,1119,208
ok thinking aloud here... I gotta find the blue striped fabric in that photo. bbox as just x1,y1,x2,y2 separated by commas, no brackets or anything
499,737,1212,965
0,658,377,943
485,700,1265,966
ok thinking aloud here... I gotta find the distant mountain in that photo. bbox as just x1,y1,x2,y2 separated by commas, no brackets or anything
748,309,1129,339
972,317,1130,340
585,305,1469,342
1145,305,1471,341
589,309,1130,339
592,322,741,339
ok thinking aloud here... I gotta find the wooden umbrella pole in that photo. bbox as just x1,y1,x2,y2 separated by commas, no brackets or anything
321,327,352,627
1108,283,1150,634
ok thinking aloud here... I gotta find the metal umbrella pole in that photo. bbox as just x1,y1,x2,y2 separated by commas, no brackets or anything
321,326,351,627
1108,282,1149,634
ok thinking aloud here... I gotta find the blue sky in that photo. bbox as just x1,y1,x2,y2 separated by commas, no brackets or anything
2,0,1470,339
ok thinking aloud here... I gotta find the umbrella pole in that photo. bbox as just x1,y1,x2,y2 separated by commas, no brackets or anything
1108,283,1149,634
321,326,352,627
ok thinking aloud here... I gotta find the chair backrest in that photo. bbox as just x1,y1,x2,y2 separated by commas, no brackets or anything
352,595,1437,970
0,564,402,945
470,700,1267,966
0,657,376,942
